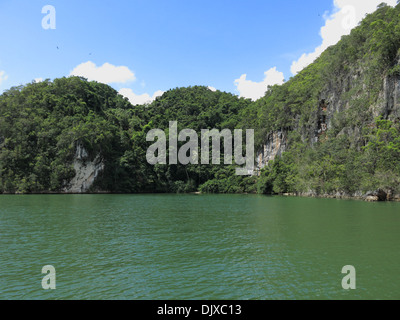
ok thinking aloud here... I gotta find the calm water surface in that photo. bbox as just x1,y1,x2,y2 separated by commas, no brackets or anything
0,194,399,300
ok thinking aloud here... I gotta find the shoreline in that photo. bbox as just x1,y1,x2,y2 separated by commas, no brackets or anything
280,191,400,202
1,190,400,202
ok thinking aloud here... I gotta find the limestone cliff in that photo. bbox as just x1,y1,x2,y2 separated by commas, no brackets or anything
256,57,400,172
63,143,104,193
319,58,400,137
256,130,288,173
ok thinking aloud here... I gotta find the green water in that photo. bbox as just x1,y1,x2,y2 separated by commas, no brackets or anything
0,194,399,300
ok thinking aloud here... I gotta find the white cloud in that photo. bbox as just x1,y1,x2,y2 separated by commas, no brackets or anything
234,67,285,101
0,71,8,87
70,61,135,84
34,78,43,83
119,88,164,105
291,0,398,75
208,86,217,92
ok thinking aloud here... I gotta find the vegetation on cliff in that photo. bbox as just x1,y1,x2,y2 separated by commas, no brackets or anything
252,3,400,197
0,80,255,193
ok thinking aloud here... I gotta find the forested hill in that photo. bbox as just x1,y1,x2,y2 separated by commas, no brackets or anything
1,3,400,199
0,80,253,194
246,2,400,199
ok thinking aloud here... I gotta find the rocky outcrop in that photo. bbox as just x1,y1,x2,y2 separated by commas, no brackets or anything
255,130,287,172
254,59,400,201
63,143,104,193
380,73,400,120
322,58,400,132
255,66,371,172
364,189,388,202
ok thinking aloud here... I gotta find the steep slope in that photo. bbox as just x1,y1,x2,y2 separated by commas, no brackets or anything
249,3,400,199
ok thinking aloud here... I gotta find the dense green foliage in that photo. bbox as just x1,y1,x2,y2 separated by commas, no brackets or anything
0,77,137,193
244,3,400,145
252,3,400,196
0,80,254,193
1,3,400,196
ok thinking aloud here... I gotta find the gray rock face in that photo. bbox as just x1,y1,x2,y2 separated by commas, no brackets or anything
364,189,387,202
365,195,380,202
63,143,104,193
381,74,400,120
255,58,400,176
256,130,287,171
75,143,89,160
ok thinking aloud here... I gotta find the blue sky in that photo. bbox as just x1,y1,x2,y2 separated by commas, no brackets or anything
0,0,397,104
